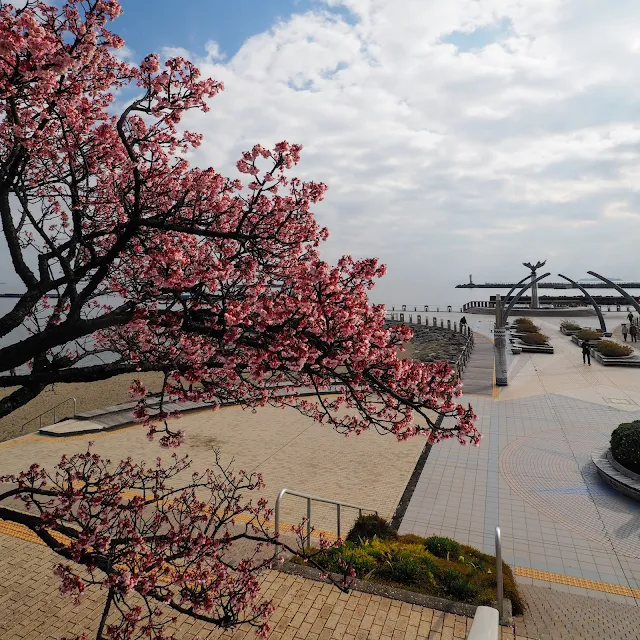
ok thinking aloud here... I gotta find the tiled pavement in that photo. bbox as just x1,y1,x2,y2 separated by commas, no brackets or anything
515,584,640,640
0,530,514,640
401,313,640,636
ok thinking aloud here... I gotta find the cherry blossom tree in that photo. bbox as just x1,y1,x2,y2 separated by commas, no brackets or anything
0,446,347,639
0,0,477,447
0,1,479,637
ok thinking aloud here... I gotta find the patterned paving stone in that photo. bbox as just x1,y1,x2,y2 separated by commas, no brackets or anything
0,531,481,640
516,584,640,640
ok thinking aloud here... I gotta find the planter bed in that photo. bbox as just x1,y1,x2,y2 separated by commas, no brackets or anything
591,349,640,367
592,448,640,500
288,521,523,619
515,341,554,354
560,327,581,336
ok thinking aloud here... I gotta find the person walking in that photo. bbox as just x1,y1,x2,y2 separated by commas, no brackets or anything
460,316,467,328
582,340,591,365
622,324,629,342
631,323,638,342
628,311,634,325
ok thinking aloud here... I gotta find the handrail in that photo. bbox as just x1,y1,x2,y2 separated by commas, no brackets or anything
274,488,378,553
21,397,76,434
454,328,475,377
495,526,504,620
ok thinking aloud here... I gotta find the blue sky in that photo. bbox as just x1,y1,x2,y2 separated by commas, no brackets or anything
115,0,318,61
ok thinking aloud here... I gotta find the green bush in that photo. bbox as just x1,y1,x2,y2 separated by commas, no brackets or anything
424,536,461,560
377,555,423,585
611,421,640,474
346,514,398,543
560,320,582,331
595,340,633,357
440,568,479,600
577,328,602,341
519,332,549,345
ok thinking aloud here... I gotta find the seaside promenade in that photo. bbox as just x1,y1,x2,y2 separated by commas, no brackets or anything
1,311,640,638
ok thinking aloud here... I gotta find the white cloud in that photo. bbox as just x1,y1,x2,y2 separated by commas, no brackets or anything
9,0,640,300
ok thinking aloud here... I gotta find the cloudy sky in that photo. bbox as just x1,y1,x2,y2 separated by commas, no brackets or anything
5,0,640,306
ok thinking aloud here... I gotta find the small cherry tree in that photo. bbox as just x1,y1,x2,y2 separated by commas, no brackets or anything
0,1,479,638
0,446,348,639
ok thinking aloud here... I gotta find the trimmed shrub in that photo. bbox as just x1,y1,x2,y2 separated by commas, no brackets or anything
577,328,602,342
346,514,398,543
595,340,633,358
519,332,549,345
560,320,582,331
424,536,461,560
611,421,640,474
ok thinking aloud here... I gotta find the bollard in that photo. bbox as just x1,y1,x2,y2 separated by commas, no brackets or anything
454,322,457,332
402,304,406,311
414,306,417,311
440,319,444,328
400,313,404,322
417,315,421,324
447,305,452,312
447,319,451,330
433,317,437,326
424,305,429,312
409,314,413,324
437,307,440,312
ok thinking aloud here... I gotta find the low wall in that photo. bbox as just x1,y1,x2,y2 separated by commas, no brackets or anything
466,307,597,317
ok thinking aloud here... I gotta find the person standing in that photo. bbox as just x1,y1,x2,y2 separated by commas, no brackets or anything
622,324,629,342
460,316,467,328
582,340,591,365
631,323,638,343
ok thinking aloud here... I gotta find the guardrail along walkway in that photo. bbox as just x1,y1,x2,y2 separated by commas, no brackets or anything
460,333,495,396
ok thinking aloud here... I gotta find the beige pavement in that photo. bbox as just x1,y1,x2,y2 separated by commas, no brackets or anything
0,403,427,535
495,315,640,410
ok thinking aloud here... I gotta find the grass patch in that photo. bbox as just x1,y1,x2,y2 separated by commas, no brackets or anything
576,328,603,342
514,318,540,333
519,332,549,345
594,340,633,358
560,320,582,332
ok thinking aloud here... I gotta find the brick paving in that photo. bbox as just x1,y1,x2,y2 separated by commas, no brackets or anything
0,531,496,640
515,584,640,640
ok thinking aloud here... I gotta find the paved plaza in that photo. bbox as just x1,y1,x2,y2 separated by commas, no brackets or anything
401,313,640,611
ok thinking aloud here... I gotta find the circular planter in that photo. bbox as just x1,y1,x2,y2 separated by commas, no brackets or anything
592,448,640,501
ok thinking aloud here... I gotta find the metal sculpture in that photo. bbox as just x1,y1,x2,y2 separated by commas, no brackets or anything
523,260,547,308
587,271,640,316
502,272,551,325
557,274,607,334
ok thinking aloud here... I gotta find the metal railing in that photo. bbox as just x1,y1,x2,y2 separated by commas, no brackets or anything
274,488,378,552
20,397,77,434
454,328,475,377
495,526,504,621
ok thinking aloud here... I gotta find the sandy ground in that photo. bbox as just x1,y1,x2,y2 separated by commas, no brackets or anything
0,340,416,444
0,372,165,443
